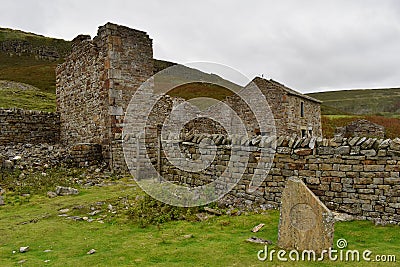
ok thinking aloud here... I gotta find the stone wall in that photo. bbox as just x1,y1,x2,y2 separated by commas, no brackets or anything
0,108,60,145
154,134,400,223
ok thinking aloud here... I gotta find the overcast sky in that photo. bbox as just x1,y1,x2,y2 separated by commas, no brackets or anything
1,0,400,93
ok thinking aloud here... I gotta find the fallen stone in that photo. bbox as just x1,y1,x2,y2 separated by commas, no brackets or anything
13,155,22,161
196,213,212,221
204,207,222,215
19,246,30,253
68,216,83,221
55,186,79,196
3,160,13,169
246,237,272,244
0,196,5,206
47,191,57,198
44,250,52,253
183,234,193,239
87,249,96,255
44,260,51,263
18,260,26,264
333,212,354,222
251,223,265,233
88,210,102,216
58,208,70,213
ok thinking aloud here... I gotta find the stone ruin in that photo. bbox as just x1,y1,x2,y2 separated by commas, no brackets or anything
0,22,398,226
335,119,385,139
55,22,323,173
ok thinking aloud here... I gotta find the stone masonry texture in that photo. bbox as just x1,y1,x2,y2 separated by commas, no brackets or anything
156,134,400,224
0,108,59,145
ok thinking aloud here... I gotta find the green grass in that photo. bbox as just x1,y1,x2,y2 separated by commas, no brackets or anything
307,88,400,117
0,177,398,266
0,87,56,112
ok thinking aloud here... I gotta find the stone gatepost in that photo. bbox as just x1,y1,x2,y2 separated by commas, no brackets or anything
278,176,334,254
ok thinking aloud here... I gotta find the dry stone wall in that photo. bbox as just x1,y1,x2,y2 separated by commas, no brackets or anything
155,134,400,224
0,108,60,145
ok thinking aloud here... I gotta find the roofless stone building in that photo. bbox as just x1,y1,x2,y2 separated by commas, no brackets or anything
56,22,322,172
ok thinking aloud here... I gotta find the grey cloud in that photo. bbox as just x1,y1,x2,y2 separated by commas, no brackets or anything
0,0,400,93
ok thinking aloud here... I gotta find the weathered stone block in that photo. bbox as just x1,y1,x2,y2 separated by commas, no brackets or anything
278,177,334,254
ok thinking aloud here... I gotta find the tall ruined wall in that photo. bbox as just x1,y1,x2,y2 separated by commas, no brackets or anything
56,34,108,147
56,23,153,171
0,108,59,145
100,23,153,172
155,135,400,223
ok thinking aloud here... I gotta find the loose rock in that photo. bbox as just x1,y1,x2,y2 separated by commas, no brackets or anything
19,246,30,253
246,237,272,244
87,249,96,255
55,186,79,196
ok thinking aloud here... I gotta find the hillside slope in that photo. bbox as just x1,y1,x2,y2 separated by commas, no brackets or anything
0,27,71,93
307,88,400,117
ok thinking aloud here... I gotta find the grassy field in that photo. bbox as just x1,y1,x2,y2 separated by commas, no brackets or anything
0,87,56,112
307,88,400,117
0,172,399,267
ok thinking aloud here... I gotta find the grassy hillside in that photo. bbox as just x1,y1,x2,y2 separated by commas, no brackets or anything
0,86,56,112
307,88,400,117
0,28,71,93
0,53,62,93
0,27,71,56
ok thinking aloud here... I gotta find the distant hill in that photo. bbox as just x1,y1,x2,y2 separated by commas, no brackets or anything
307,88,400,117
0,27,71,93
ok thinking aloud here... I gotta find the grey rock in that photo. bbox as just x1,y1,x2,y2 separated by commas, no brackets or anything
87,248,96,255
246,236,272,244
55,186,79,196
19,246,30,253
47,191,57,198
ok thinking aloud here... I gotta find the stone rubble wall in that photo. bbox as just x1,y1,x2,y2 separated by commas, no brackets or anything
156,134,400,223
0,39,68,61
0,143,103,170
0,108,60,145
336,119,386,138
